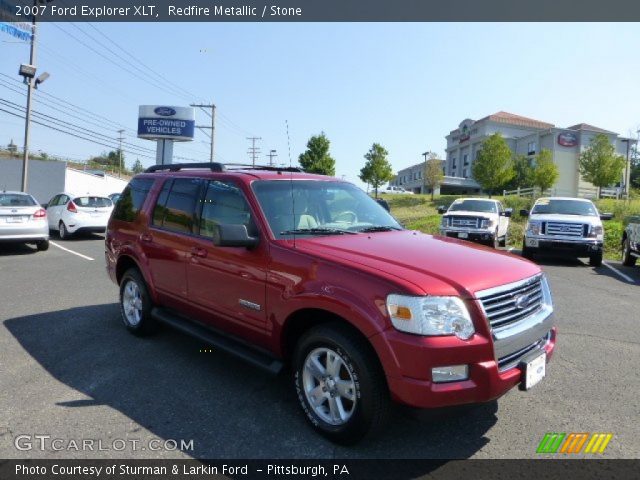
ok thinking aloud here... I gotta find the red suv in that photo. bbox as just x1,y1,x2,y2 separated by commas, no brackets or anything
105,163,556,444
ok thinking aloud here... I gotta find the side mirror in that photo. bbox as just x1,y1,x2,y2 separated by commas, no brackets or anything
600,213,613,221
437,206,447,215
41,203,48,209
212,224,259,249
376,198,390,212
502,208,513,218
520,209,529,217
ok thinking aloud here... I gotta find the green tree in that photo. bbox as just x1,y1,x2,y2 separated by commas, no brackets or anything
298,132,336,176
89,149,123,169
630,143,640,189
471,133,515,197
359,143,394,198
579,133,626,197
531,149,559,194
131,158,145,174
423,153,444,200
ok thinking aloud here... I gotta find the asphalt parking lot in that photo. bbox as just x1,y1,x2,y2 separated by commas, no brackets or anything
1,235,639,460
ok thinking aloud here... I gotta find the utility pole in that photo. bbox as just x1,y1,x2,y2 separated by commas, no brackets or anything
191,103,216,162
247,137,262,167
118,129,125,178
20,12,37,192
422,151,429,194
267,149,277,166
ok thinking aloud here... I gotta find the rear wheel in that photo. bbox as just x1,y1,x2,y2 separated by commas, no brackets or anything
293,323,390,445
58,221,70,240
589,251,603,267
119,268,157,336
622,237,636,266
36,239,49,251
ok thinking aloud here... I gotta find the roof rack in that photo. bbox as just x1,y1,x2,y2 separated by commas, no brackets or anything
223,163,304,173
145,162,226,173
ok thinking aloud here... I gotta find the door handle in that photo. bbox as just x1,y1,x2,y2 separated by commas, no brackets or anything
191,247,208,258
140,233,152,243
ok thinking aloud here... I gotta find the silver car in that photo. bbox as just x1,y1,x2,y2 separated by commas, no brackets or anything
0,191,50,251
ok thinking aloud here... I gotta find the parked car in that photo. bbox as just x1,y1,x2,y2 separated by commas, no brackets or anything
46,193,114,239
108,193,122,204
622,215,640,267
520,197,611,266
0,191,49,251
438,198,511,248
106,163,556,444
383,186,413,195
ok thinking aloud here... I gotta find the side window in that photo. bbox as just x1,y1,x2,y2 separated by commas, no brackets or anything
60,195,69,205
48,195,60,206
198,180,254,238
155,178,203,234
112,177,155,222
497,202,504,214
152,180,173,226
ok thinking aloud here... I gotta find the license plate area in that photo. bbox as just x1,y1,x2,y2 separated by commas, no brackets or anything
7,216,24,223
458,232,469,239
520,351,546,390
526,238,539,247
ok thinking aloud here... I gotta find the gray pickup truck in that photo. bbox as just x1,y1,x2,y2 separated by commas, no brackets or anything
622,215,640,267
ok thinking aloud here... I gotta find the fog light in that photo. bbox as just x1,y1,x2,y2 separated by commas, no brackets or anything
432,365,469,383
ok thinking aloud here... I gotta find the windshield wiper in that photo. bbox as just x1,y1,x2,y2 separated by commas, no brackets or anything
280,228,357,236
357,226,403,233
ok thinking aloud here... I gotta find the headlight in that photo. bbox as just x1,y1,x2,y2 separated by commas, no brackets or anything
480,218,496,229
527,221,542,235
386,294,475,339
588,224,603,238
441,217,449,228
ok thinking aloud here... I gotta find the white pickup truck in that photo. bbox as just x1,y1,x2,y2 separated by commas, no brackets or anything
520,197,612,266
438,198,511,248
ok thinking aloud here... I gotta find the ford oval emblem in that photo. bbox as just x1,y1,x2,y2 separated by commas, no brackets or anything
514,294,531,310
154,107,176,116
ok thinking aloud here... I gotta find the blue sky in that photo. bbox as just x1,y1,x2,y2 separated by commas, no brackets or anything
1,22,639,187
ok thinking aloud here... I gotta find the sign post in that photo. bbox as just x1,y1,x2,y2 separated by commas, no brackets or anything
137,105,195,165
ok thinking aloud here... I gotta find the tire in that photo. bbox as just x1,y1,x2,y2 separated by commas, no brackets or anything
58,221,70,240
36,239,49,251
589,251,603,267
119,268,157,336
293,323,390,445
622,237,637,266
522,239,534,260
499,231,507,248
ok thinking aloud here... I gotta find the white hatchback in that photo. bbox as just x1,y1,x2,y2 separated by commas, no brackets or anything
46,193,114,239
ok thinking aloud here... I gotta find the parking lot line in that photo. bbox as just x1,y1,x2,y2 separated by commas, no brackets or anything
602,261,635,284
50,241,95,261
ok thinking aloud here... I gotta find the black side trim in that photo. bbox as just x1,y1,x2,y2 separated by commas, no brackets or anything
151,307,283,374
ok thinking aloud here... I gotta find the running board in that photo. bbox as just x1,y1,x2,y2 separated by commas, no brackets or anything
151,307,283,375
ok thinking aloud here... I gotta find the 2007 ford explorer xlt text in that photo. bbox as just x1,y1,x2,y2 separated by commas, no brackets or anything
105,163,556,444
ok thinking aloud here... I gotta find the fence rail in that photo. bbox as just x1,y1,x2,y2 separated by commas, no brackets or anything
503,186,621,199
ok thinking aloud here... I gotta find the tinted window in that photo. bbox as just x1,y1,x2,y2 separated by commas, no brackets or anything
0,194,36,206
155,178,203,234
73,196,112,208
199,181,254,238
112,177,155,222
152,180,172,226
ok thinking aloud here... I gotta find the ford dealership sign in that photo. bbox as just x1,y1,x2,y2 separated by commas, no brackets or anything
138,105,195,141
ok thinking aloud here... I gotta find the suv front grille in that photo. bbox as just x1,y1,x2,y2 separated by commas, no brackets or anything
478,275,544,329
497,331,551,371
544,221,585,237
450,216,480,228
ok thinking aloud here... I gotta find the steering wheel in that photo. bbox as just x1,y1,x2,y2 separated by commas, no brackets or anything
334,211,358,224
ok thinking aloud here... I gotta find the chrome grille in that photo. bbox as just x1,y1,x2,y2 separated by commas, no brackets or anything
450,216,480,228
478,275,544,329
497,331,551,371
544,221,585,237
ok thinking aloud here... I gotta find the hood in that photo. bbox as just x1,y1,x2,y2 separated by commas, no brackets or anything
444,210,496,219
529,213,601,225
293,230,540,298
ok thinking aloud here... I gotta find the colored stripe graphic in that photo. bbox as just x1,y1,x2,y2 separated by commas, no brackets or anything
538,433,613,454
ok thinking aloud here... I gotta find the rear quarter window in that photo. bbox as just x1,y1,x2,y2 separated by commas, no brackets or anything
112,177,155,222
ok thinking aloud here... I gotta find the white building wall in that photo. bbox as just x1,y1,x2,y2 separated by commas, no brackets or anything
64,169,128,197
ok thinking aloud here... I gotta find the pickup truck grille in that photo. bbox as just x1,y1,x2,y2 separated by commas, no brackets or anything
544,221,585,237
449,216,480,228
478,275,544,329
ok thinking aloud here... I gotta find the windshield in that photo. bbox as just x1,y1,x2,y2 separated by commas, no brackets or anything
252,180,401,238
448,199,497,213
73,196,113,208
531,199,598,216
0,194,36,207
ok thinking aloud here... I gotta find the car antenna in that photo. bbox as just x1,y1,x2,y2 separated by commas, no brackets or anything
286,119,296,248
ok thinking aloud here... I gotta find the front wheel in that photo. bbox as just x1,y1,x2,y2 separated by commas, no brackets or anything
119,268,157,336
622,237,637,266
36,239,49,251
293,323,390,445
589,251,603,267
522,239,534,260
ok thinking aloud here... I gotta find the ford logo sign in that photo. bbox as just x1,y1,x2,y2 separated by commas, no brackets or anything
514,294,531,310
154,107,176,117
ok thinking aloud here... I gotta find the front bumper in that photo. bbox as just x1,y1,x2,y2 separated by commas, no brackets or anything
524,235,602,255
440,228,495,243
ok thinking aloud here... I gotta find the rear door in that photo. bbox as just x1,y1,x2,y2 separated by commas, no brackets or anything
143,177,205,303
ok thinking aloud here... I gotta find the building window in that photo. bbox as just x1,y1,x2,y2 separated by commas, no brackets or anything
463,154,468,166
527,141,536,155
452,158,457,168
462,168,468,178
